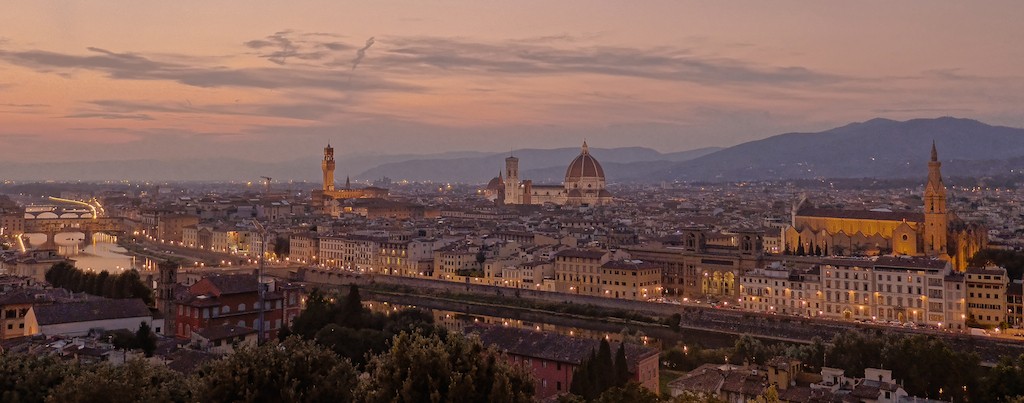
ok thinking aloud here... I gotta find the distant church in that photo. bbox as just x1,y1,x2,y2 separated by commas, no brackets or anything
313,144,388,204
783,143,986,271
486,141,614,206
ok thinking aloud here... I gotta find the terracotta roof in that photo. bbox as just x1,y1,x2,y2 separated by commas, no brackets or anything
873,256,949,271
555,249,607,260
472,325,657,370
202,274,260,295
564,143,606,180
668,364,726,395
32,299,151,325
797,208,923,223
601,260,661,271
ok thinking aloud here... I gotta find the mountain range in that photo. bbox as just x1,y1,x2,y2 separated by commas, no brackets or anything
1,117,1022,183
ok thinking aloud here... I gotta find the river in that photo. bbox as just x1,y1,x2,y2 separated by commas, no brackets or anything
22,232,157,273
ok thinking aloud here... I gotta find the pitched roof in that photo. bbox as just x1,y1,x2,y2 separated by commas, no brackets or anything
797,207,923,223
554,249,608,260
200,274,260,295
472,325,657,369
32,299,151,325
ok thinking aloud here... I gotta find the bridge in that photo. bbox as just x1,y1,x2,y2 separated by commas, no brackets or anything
22,217,129,249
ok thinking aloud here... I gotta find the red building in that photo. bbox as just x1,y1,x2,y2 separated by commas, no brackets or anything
175,273,303,341
473,326,660,400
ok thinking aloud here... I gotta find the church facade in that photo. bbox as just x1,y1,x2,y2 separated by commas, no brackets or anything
783,143,986,271
495,142,613,206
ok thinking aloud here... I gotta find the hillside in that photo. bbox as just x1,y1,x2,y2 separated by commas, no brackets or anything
645,117,1024,182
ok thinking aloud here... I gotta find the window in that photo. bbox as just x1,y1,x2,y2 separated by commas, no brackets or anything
238,303,246,312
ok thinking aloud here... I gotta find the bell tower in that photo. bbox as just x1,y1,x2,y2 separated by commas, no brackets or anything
156,260,179,337
322,144,336,192
503,154,520,204
924,141,948,256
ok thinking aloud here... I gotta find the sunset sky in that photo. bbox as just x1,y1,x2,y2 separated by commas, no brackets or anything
1,1,1023,162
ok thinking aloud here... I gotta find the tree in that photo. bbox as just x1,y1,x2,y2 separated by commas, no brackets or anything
192,337,358,403
614,342,630,387
747,385,780,403
45,359,189,403
596,339,615,391
339,284,364,327
273,236,290,257
979,354,1024,402
359,332,534,403
0,353,81,403
594,382,660,403
795,238,805,256
135,322,157,357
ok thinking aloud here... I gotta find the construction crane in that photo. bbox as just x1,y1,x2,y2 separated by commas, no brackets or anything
261,176,272,194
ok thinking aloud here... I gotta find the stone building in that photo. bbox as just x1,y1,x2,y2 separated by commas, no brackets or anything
498,142,613,206
783,144,986,271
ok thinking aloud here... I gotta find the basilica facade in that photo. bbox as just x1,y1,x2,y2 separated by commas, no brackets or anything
783,143,986,271
491,142,614,206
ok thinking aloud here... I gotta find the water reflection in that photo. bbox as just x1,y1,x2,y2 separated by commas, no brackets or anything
365,300,661,349
22,232,155,273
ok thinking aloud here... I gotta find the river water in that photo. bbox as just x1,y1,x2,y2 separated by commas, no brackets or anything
23,232,156,273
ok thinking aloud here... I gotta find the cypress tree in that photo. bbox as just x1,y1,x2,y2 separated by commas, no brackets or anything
596,339,615,392
613,342,630,387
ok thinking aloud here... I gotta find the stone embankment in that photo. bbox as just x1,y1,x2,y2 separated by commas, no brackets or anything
300,268,1024,362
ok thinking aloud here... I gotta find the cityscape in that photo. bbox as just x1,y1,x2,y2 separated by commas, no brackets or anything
3,2,1024,403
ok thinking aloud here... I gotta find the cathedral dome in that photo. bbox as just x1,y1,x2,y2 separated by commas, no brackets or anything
486,174,504,192
565,141,605,181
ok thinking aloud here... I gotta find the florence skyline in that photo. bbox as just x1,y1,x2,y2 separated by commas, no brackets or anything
1,1,1023,163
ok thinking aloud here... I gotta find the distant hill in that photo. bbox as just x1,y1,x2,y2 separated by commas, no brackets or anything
0,151,492,182
643,117,1024,182
355,146,722,183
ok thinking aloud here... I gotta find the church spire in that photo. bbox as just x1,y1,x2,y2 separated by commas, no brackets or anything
931,140,937,162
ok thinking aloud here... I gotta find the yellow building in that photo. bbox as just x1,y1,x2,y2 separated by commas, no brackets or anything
965,266,1008,328
554,249,610,296
783,143,986,271
599,260,663,301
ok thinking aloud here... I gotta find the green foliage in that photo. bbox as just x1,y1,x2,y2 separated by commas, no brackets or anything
665,313,682,331
594,382,660,403
288,286,436,365
970,249,1024,279
45,262,153,305
0,353,82,403
825,331,980,401
45,359,189,403
358,332,535,403
569,340,631,401
614,342,630,387
135,322,157,357
192,336,359,403
746,385,780,403
975,354,1024,402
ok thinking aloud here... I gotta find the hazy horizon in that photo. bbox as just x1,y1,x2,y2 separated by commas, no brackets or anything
2,2,1024,163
